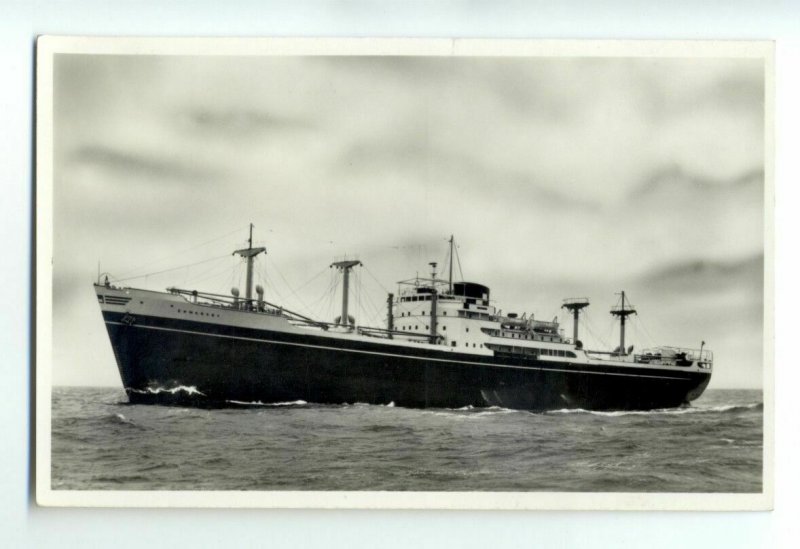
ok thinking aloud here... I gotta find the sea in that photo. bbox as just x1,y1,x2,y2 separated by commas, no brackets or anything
51,387,763,492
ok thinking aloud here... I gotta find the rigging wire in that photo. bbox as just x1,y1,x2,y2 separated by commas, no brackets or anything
257,258,290,311
440,236,451,283
182,256,235,287
355,269,384,326
454,241,465,281
306,270,341,314
356,267,362,324
634,308,668,347
114,225,248,280
114,254,232,283
581,310,610,350
361,283,385,323
630,315,658,349
294,266,333,295
327,269,338,321
600,307,616,349
363,264,391,295
265,255,317,316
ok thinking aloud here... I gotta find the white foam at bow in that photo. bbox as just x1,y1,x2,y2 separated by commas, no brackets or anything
126,385,206,396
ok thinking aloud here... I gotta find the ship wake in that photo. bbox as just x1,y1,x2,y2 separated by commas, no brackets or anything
546,402,762,417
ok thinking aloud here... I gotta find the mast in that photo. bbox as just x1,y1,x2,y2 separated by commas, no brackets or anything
331,259,362,326
233,223,267,308
448,235,454,294
430,288,438,344
429,261,439,343
610,291,637,355
386,293,394,338
562,298,590,346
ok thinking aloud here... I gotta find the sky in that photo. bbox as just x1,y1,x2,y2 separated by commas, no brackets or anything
51,53,765,388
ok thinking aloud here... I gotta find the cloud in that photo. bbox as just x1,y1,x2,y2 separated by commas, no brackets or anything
629,165,764,198
175,107,313,139
70,145,223,184
634,253,763,296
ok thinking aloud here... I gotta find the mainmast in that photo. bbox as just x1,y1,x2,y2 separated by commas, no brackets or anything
233,223,267,307
562,298,590,346
448,235,454,294
429,261,439,344
610,291,637,355
331,259,362,327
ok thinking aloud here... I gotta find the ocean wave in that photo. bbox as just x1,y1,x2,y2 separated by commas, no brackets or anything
546,402,762,417
340,401,398,409
701,402,763,413
225,399,308,407
439,405,513,413
127,385,206,396
108,413,145,429
420,406,518,419
137,461,178,472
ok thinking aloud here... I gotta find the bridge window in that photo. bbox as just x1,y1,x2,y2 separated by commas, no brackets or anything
443,311,447,316
443,326,447,331
452,341,456,347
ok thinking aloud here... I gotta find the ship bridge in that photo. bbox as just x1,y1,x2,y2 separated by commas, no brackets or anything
391,253,498,349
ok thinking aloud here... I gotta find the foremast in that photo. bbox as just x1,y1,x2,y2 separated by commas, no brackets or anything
233,223,266,307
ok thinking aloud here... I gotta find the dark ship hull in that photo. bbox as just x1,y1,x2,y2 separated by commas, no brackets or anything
103,309,711,411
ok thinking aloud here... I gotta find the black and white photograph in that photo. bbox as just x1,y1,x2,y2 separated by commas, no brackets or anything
36,38,772,509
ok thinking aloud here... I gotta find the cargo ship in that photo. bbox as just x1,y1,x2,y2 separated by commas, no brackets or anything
95,227,713,411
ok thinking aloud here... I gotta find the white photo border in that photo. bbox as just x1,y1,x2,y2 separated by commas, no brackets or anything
35,36,775,510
